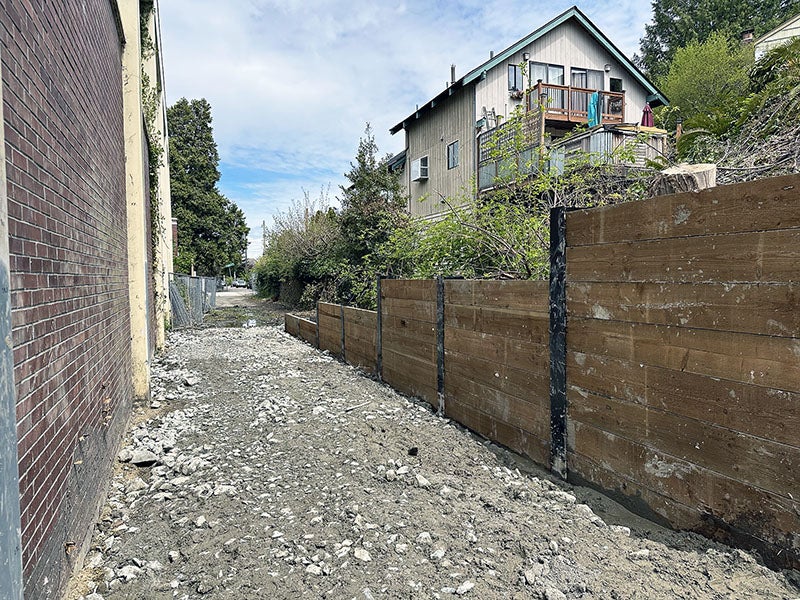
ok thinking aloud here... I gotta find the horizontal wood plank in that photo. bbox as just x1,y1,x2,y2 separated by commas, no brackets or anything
445,326,548,374
446,399,549,466
445,375,550,441
343,306,377,328
383,328,436,364
445,304,549,342
446,349,548,403
568,318,800,392
382,279,437,302
568,281,800,338
381,297,437,323
569,423,800,558
567,229,800,284
445,279,549,311
284,314,300,337
567,351,799,447
318,302,342,317
566,174,800,246
568,388,799,498
298,319,317,345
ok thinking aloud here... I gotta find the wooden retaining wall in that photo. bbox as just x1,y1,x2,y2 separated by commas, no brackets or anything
283,174,800,568
284,314,317,346
380,279,438,406
564,175,800,563
317,302,343,359
444,280,551,465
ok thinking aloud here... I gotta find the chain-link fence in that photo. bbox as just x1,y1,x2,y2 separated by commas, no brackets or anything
169,274,218,328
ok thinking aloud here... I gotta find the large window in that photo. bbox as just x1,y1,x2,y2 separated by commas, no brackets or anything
447,140,459,169
570,67,604,90
530,62,564,85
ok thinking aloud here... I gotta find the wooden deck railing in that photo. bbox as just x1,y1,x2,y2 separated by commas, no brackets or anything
525,81,624,124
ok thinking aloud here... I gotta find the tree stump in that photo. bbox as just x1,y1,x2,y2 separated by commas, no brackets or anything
648,163,717,197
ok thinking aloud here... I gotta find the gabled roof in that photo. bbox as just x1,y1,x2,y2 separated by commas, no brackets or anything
755,12,800,45
390,5,668,135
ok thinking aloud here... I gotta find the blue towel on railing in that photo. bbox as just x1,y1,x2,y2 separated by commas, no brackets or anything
588,91,601,127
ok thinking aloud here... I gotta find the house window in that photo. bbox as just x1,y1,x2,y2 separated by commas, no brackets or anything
447,140,459,169
570,67,604,90
610,77,623,92
411,156,428,181
508,64,521,90
530,62,564,85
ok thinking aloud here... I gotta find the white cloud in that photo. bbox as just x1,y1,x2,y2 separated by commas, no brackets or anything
159,0,653,257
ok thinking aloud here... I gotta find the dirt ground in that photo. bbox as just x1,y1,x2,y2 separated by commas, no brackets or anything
66,297,800,600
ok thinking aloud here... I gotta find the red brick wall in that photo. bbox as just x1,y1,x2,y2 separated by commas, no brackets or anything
1,1,133,596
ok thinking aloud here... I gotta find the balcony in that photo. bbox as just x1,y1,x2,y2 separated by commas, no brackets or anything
525,82,625,124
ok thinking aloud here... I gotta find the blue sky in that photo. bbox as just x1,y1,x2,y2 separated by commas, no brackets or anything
158,1,654,257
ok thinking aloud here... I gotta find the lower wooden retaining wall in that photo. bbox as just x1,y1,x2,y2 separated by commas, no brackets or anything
283,175,800,569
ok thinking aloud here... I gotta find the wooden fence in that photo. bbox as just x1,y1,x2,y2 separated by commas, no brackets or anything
284,174,800,569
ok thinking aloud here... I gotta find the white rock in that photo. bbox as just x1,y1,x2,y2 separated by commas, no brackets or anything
195,515,207,528
385,469,397,482
629,549,650,560
396,465,410,475
117,565,142,582
430,547,446,561
305,564,323,575
415,473,431,488
354,548,372,562
395,543,408,554
456,581,475,595
130,449,158,466
168,550,180,563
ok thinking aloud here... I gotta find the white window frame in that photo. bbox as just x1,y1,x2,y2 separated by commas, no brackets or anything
411,156,429,181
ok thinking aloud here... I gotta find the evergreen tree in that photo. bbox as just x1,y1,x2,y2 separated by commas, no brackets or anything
167,98,249,276
639,0,800,77
337,124,406,265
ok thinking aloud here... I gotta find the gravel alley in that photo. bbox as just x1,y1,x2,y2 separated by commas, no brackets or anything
67,298,800,600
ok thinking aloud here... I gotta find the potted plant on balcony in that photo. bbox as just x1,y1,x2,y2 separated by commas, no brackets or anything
509,88,524,100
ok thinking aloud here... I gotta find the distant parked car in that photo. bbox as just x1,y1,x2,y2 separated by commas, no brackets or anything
231,278,247,288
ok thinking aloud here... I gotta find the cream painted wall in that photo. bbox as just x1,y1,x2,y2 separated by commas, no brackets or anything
143,1,173,348
474,21,648,126
120,0,151,399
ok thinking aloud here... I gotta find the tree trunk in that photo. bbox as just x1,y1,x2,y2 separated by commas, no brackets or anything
648,163,717,197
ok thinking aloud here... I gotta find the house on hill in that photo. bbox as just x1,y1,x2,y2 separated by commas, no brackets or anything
389,6,668,217
755,13,800,58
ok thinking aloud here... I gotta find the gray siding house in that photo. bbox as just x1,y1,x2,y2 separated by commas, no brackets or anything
390,6,668,217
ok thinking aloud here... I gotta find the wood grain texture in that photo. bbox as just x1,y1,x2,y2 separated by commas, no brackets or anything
298,319,317,346
566,174,800,246
445,326,548,374
569,423,800,565
568,317,800,392
445,279,549,310
567,229,800,284
567,388,799,497
568,281,800,337
445,304,549,342
446,399,550,465
567,352,799,447
381,279,437,302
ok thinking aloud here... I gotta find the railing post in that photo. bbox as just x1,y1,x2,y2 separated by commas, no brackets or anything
436,276,445,416
376,275,383,381
549,206,568,479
